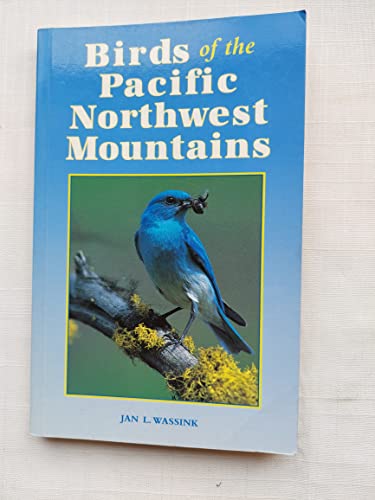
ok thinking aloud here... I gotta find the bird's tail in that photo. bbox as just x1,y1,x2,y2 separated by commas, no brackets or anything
208,311,254,355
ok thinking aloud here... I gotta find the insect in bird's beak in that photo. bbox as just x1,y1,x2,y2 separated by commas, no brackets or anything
192,190,209,214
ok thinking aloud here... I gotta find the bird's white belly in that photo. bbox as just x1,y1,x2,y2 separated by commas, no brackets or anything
155,269,218,321
186,273,217,316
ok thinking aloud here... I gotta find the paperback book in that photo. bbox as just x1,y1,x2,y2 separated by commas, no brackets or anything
31,11,306,454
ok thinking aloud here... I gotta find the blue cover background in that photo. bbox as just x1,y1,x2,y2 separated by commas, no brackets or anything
31,11,305,453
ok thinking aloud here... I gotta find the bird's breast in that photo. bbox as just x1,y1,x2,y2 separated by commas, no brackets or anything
137,222,218,313
139,225,186,263
140,226,199,307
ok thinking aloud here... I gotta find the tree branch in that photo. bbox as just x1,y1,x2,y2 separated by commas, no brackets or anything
69,251,259,407
69,251,198,377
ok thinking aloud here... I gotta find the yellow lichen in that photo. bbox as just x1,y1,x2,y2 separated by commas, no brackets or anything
113,322,164,355
113,329,135,351
183,335,195,354
167,346,258,406
134,323,165,349
130,293,150,315
68,319,79,345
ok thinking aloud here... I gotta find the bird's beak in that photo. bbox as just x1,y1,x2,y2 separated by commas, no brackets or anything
179,199,193,211
181,199,193,208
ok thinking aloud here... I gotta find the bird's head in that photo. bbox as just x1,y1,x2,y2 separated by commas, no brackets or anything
142,190,209,222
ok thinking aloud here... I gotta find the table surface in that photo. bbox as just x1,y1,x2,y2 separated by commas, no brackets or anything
1,1,374,498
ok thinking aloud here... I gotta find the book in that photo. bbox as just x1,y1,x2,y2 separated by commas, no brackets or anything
30,11,306,454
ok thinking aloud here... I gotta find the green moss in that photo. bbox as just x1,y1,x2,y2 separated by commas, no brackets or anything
166,346,258,406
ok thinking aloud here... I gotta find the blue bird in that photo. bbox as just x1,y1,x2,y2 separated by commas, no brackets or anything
135,190,254,355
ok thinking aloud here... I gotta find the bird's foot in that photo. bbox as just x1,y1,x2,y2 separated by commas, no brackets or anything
162,337,182,349
162,330,189,350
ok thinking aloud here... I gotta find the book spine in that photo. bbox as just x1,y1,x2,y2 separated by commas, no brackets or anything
29,29,51,435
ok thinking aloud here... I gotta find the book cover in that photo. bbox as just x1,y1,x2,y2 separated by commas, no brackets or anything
30,11,306,454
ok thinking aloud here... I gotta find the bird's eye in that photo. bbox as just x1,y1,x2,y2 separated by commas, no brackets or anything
165,196,176,205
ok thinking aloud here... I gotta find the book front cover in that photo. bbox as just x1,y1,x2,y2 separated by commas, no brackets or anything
31,11,306,454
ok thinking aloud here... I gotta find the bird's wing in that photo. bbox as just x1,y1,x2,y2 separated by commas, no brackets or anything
134,230,143,262
184,227,224,309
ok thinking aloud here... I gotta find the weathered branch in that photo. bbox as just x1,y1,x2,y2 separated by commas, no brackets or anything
69,251,198,377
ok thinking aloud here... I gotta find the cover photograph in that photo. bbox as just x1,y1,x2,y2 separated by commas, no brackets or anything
30,11,306,454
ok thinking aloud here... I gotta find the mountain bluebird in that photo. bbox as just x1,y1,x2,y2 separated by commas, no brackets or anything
135,190,254,355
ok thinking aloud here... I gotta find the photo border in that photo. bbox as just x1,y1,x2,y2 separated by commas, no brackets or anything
64,172,266,410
